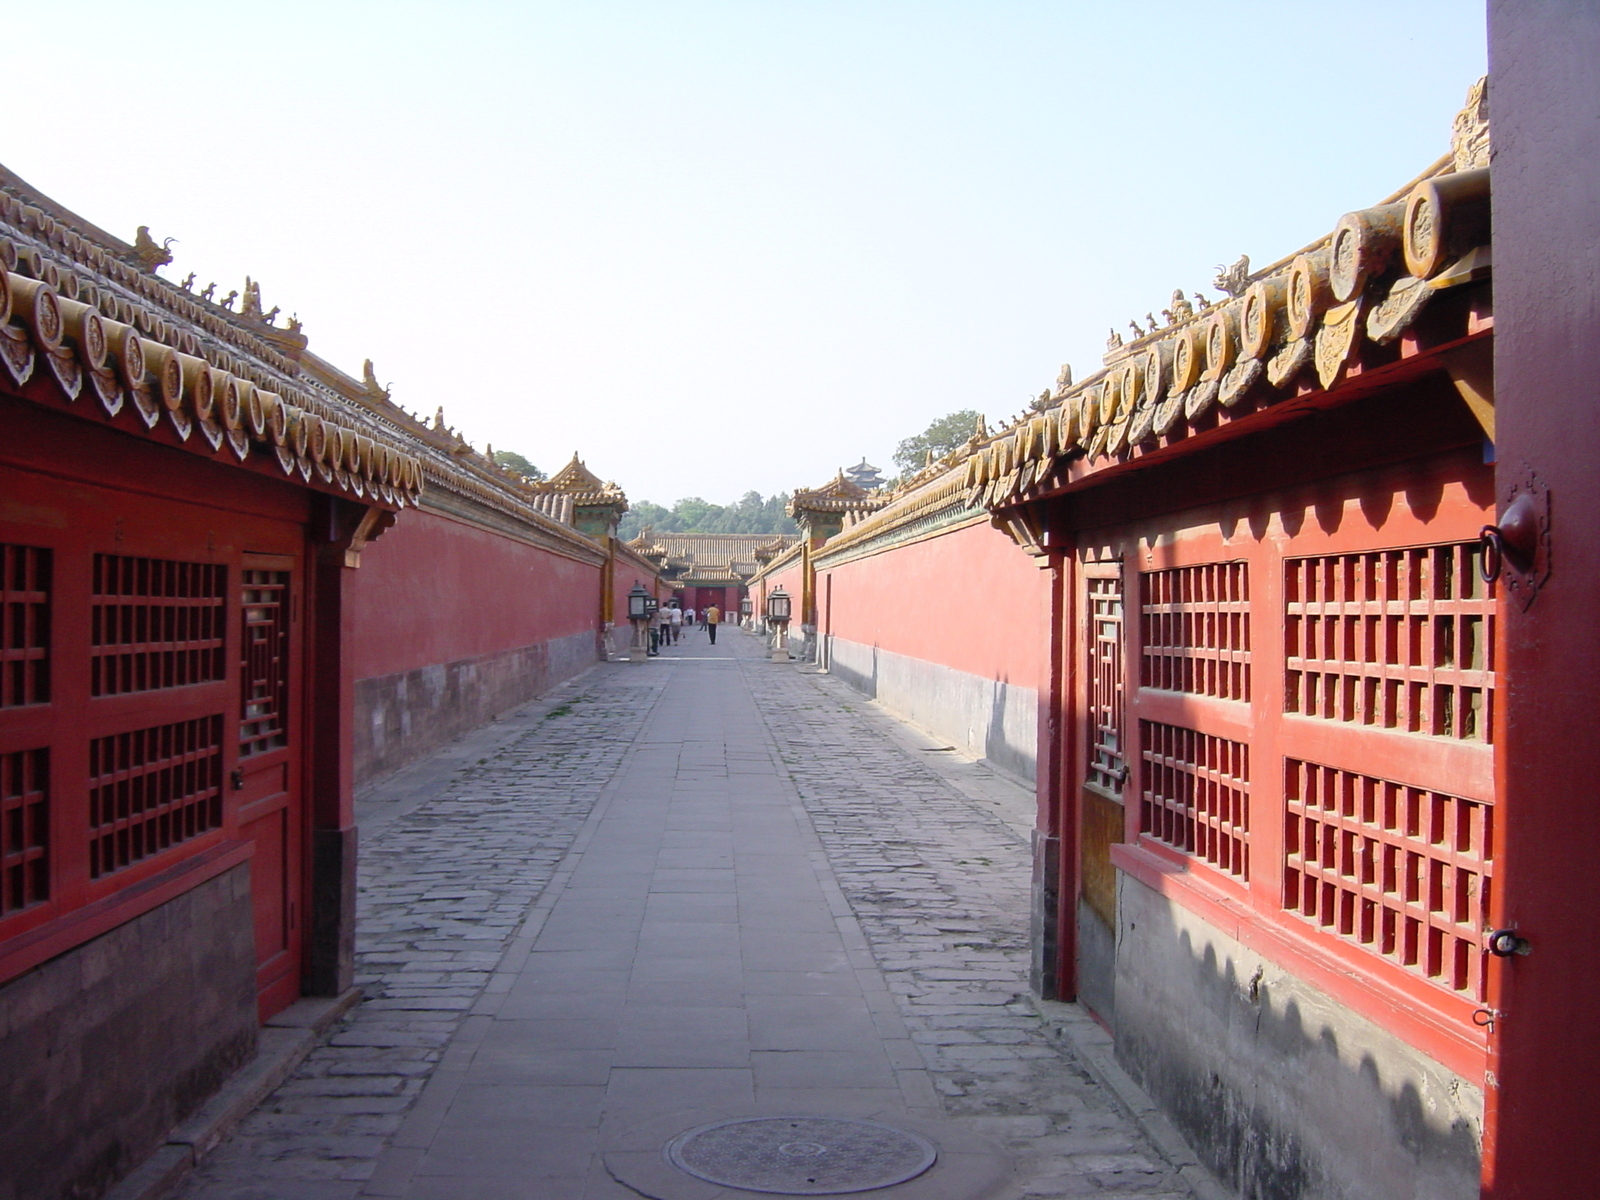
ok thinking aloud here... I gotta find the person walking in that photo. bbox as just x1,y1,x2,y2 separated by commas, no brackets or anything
668,603,683,644
657,601,674,650
683,607,696,632
705,603,721,645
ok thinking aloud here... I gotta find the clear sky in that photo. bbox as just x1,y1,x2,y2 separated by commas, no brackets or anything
3,2,1485,506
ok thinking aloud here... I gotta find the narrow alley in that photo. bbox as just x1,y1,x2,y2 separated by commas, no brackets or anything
169,629,1211,1200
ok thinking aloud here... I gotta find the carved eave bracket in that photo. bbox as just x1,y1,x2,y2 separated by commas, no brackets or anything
991,504,1052,557
1443,337,1494,442
320,499,399,569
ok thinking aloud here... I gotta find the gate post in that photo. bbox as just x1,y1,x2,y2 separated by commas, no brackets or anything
305,496,363,997
1483,8,1600,1194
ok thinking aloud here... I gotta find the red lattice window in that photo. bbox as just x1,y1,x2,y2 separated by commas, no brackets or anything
1139,721,1250,879
1140,562,1250,700
91,555,227,697
1087,573,1126,794
1285,544,1493,742
1,748,48,915
88,716,223,878
240,569,290,757
2,544,50,707
1283,759,1491,998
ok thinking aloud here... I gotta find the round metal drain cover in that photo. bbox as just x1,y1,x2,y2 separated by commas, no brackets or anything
665,1120,934,1196
665,1116,937,1195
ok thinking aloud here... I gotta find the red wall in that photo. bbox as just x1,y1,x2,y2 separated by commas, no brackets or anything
610,547,659,618
689,586,737,615
820,518,1047,690
609,545,668,647
347,508,600,679
761,558,806,620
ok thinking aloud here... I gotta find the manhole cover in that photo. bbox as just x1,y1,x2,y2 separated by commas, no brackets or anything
665,1116,937,1195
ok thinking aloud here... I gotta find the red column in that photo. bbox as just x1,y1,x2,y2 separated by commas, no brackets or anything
1032,548,1070,999
1483,6,1600,1194
306,496,360,997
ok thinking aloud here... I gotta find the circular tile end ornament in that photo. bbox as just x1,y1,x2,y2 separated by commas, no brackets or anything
665,1116,938,1195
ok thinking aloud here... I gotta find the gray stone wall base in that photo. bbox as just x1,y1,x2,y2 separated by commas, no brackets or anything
1032,997,1235,1200
1029,830,1060,999
0,866,257,1200
826,637,1037,782
353,629,597,785
105,989,360,1200
1113,874,1482,1200
309,827,358,997
1076,900,1117,1027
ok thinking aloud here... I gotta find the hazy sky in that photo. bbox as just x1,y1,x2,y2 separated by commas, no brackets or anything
4,2,1485,505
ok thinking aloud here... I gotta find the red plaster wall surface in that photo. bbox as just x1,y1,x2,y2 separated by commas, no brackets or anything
689,586,737,615
608,546,668,654
347,508,600,680
759,562,805,626
610,548,663,617
821,519,1046,689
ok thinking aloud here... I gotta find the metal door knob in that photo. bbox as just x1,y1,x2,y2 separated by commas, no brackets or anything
1487,929,1531,957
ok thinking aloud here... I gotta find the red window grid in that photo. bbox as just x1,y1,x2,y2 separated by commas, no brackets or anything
91,555,227,697
1139,721,1250,879
240,569,290,757
1087,574,1126,794
88,715,223,879
1285,543,1494,743
1283,758,1492,999
1140,561,1251,701
1,544,51,707
1,748,48,916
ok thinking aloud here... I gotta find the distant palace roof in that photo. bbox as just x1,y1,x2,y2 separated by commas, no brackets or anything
627,531,796,584
788,470,888,517
540,453,626,506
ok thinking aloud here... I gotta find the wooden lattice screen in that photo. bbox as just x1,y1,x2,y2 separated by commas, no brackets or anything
240,569,291,758
1141,562,1251,700
1283,759,1492,998
1,545,51,918
88,715,224,879
1,748,48,916
91,554,227,696
1086,572,1125,795
1140,721,1251,880
1117,521,1496,1015
1,544,50,708
1285,544,1493,742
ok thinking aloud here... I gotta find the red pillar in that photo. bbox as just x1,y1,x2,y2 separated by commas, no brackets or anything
1483,6,1600,1193
1031,548,1070,999
306,496,360,997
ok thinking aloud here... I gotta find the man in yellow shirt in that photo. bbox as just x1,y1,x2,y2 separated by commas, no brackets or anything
704,604,721,645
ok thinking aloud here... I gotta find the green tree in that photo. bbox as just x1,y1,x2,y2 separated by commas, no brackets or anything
617,492,799,540
673,497,720,529
492,449,546,481
619,501,673,539
892,409,984,475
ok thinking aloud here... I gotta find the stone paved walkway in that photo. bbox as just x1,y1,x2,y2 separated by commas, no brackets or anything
174,630,1198,1200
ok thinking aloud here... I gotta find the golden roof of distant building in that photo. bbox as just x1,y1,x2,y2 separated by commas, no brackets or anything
626,531,796,583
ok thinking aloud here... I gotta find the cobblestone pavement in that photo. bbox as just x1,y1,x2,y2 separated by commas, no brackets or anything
175,672,667,1199
174,632,1203,1200
745,660,1189,1198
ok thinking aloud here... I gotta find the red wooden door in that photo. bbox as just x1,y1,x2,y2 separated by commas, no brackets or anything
237,555,303,1020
